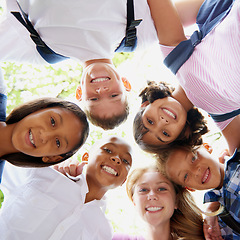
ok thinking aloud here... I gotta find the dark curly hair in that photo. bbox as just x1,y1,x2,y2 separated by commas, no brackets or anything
133,81,208,154
3,97,89,167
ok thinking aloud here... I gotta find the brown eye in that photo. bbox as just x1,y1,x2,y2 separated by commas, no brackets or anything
51,117,56,127
90,98,98,101
163,131,170,137
56,138,60,148
147,118,153,125
103,147,112,153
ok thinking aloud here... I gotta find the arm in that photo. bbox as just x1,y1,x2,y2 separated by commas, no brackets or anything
203,202,223,240
147,0,187,46
203,216,223,240
222,115,240,155
175,0,204,27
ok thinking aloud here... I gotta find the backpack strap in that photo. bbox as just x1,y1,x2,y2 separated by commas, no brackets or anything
11,2,69,64
115,0,142,52
209,109,240,122
164,0,235,74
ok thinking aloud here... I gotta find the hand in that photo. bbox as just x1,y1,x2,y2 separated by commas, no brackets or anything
53,157,87,177
203,216,223,240
218,149,230,164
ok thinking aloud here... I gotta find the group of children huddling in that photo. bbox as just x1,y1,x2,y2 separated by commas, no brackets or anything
0,0,240,239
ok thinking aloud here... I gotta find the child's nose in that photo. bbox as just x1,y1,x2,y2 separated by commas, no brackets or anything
159,115,169,124
95,87,109,93
147,190,158,201
40,130,53,144
110,156,121,164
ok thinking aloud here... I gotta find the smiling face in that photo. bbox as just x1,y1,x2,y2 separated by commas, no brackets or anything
132,171,177,227
166,147,225,190
86,137,132,189
11,107,83,160
141,97,187,146
80,62,127,119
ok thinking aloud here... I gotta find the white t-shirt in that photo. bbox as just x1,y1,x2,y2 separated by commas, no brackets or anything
0,164,113,240
0,0,158,63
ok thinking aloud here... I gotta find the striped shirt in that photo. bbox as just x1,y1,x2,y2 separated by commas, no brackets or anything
160,0,240,130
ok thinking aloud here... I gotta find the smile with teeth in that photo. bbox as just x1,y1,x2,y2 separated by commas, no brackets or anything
146,206,163,212
102,165,118,176
91,77,110,83
29,130,36,148
202,168,210,184
162,108,176,119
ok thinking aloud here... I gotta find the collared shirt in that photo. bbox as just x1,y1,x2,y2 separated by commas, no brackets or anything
204,149,240,240
0,166,113,240
160,0,240,131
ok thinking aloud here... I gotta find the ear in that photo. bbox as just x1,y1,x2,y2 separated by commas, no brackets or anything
75,85,82,101
132,195,136,206
82,152,89,162
42,155,63,163
121,77,131,92
203,143,213,154
141,101,149,108
185,186,196,192
121,178,127,186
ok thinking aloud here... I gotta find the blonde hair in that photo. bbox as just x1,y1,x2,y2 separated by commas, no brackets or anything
126,166,204,240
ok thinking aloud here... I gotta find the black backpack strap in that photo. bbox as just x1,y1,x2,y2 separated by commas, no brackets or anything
164,0,234,74
115,0,142,52
11,2,69,64
209,109,240,122
219,207,240,235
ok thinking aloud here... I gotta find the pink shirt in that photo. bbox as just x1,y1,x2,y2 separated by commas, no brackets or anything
160,0,240,130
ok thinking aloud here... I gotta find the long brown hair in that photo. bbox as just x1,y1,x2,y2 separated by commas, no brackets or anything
126,166,204,240
3,97,89,167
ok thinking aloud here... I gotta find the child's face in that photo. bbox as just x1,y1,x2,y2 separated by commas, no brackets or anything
11,107,83,160
165,147,224,190
133,171,177,227
80,63,127,119
141,97,187,146
87,137,132,189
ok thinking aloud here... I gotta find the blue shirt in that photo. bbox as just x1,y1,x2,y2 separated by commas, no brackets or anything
0,93,7,183
204,149,240,239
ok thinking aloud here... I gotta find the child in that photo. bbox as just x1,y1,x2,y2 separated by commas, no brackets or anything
158,144,240,239
113,165,204,239
0,0,159,129
0,0,202,130
142,0,240,154
133,80,208,153
0,136,133,240
0,96,89,168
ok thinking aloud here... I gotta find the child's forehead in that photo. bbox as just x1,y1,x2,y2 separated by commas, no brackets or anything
95,136,132,151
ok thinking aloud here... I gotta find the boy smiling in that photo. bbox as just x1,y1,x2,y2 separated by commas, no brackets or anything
0,136,133,240
76,61,131,130
160,145,240,239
